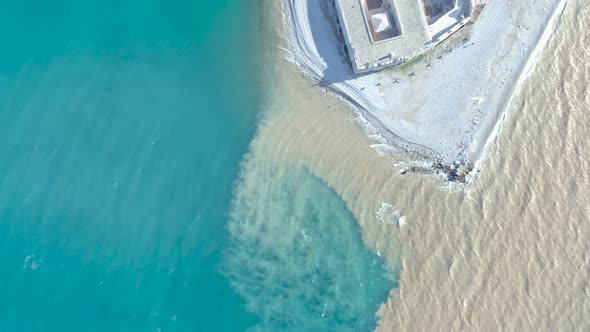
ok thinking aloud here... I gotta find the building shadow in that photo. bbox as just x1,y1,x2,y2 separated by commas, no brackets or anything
305,0,355,86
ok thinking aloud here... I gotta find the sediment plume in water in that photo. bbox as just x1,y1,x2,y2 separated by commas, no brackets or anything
223,64,400,330
229,0,590,330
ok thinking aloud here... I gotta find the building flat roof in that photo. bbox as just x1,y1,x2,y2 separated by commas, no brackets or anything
336,0,431,73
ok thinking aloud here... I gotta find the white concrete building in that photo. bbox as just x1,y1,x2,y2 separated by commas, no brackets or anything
335,0,475,74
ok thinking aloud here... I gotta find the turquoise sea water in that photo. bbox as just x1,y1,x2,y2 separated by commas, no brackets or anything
226,162,396,331
0,1,394,330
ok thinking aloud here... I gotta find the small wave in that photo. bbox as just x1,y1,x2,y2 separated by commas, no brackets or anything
376,203,407,228
23,255,41,271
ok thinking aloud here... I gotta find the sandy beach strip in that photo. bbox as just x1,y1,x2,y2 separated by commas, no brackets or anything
282,0,569,166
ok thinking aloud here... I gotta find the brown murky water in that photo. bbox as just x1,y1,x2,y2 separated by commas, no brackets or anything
246,0,589,330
